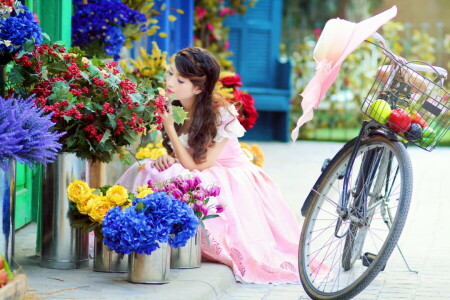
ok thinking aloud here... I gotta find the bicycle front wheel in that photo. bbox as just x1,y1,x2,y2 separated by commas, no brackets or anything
299,135,412,300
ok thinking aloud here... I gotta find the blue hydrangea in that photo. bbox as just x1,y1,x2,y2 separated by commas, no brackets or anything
71,1,147,60
0,95,63,171
0,5,43,55
102,192,199,255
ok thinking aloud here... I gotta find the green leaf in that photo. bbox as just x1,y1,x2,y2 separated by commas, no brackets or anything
135,201,145,211
119,151,133,165
42,32,51,42
100,129,112,144
98,185,112,195
172,106,188,125
8,65,25,85
47,81,70,101
202,214,219,220
22,39,35,53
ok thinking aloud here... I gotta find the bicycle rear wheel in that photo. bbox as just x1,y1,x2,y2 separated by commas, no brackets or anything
299,135,412,300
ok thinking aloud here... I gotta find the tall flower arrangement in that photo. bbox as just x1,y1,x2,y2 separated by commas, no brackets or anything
102,192,199,254
7,43,183,163
0,1,43,63
0,95,62,171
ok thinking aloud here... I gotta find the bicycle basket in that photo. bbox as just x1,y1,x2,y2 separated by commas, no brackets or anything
361,54,450,151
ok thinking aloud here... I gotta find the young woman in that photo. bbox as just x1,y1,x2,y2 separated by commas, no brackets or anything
117,46,300,283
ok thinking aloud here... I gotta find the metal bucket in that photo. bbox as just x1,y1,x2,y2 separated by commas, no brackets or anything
0,159,15,268
94,236,128,272
40,153,89,269
128,243,170,284
170,228,201,269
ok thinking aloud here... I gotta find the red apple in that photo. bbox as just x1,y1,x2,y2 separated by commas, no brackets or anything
388,108,411,133
0,269,8,287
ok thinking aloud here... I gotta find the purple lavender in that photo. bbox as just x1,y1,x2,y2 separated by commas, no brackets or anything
0,95,63,171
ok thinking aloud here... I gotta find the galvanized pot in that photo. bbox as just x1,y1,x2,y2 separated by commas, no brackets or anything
0,159,15,268
128,243,170,284
40,153,89,269
93,236,127,272
170,228,201,269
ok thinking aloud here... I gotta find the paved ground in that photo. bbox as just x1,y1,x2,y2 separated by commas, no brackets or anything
15,141,450,299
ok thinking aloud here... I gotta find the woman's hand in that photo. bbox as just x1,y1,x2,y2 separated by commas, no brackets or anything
161,104,175,131
151,154,176,171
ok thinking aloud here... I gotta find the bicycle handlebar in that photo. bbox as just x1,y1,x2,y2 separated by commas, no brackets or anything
372,32,448,79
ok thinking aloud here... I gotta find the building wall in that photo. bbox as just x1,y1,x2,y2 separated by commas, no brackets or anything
376,0,450,33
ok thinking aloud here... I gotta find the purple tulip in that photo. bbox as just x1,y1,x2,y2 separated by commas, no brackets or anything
171,188,183,200
207,186,221,197
147,179,155,188
193,176,202,188
178,181,189,194
215,204,225,214
192,190,205,202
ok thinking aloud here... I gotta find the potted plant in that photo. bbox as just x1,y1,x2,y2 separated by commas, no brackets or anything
66,180,152,272
101,191,199,283
7,42,182,269
148,175,223,268
0,95,61,274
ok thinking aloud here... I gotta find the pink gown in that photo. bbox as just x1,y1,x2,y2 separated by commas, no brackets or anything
117,106,300,283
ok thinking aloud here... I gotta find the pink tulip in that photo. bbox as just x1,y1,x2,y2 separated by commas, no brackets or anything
181,193,191,203
207,186,221,197
224,41,230,51
193,190,205,202
215,204,225,213
171,188,183,199
207,23,214,31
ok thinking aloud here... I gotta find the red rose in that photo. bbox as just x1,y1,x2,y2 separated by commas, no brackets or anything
220,75,242,87
232,90,258,130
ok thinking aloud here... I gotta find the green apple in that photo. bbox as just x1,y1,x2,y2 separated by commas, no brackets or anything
422,127,436,139
367,99,391,124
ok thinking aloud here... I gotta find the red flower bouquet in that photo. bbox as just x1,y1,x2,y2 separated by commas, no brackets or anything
7,44,174,162
217,71,258,130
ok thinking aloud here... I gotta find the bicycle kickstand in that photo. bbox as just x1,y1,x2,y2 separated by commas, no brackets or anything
396,243,418,274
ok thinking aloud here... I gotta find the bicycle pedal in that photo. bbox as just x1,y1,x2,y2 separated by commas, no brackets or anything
362,252,386,271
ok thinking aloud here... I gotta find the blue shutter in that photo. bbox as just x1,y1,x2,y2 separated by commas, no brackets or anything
133,0,194,57
225,0,283,88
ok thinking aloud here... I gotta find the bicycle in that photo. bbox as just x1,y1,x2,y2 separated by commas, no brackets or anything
298,33,450,300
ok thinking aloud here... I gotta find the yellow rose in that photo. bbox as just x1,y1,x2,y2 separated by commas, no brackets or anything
67,180,92,204
88,198,112,223
136,147,151,160
106,185,129,206
76,193,100,215
137,189,153,199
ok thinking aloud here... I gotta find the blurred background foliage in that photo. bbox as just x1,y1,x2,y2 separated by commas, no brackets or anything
282,0,450,143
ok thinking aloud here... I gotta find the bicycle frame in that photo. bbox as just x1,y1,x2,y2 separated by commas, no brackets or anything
334,120,400,238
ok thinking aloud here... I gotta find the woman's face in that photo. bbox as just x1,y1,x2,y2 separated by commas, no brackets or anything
165,64,201,109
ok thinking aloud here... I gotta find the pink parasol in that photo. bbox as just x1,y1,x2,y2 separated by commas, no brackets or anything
291,6,398,141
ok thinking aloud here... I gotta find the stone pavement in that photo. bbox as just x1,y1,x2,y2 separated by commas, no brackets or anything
15,141,450,299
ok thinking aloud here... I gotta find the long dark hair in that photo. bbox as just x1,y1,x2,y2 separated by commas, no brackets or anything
162,47,227,164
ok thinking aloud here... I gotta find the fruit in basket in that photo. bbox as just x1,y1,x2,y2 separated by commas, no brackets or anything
0,269,7,287
367,99,391,123
377,65,427,94
422,127,436,139
387,108,411,133
410,112,429,128
404,123,422,142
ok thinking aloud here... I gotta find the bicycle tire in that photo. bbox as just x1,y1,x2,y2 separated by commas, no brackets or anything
298,135,412,300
